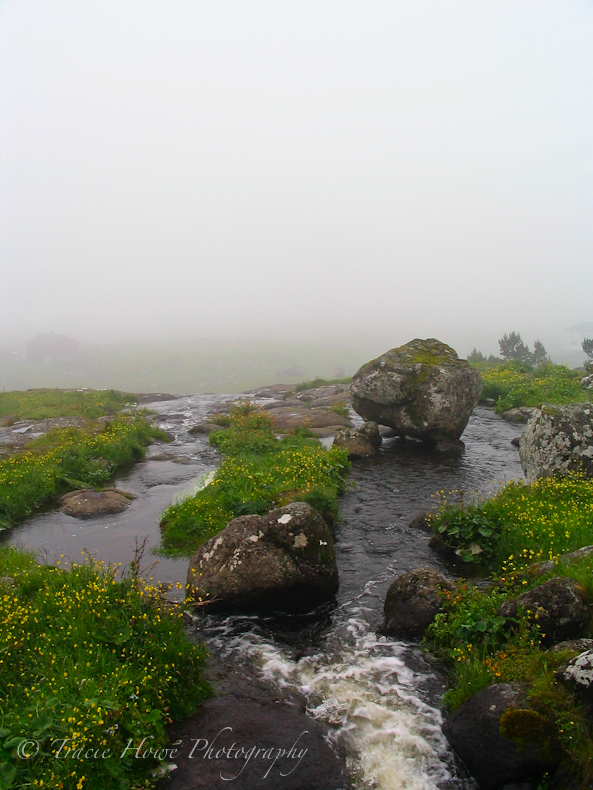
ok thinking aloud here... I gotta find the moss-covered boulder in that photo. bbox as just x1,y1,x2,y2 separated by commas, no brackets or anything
519,403,593,483
350,338,482,443
442,683,560,790
186,502,338,612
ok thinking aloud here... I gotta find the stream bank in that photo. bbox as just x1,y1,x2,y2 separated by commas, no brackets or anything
2,394,524,789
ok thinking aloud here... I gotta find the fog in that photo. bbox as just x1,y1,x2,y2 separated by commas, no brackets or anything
1,0,592,364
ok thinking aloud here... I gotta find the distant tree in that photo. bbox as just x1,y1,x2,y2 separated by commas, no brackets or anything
498,332,531,362
530,340,548,367
583,337,593,361
467,348,486,363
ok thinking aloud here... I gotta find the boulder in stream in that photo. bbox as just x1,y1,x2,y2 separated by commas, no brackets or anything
350,338,482,443
59,489,133,519
519,403,593,483
382,568,453,640
333,421,381,457
186,502,339,612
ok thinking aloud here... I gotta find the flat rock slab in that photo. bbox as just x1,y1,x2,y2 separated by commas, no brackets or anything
157,695,348,790
59,489,133,519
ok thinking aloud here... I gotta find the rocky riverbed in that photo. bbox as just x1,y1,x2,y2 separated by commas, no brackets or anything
1,386,525,789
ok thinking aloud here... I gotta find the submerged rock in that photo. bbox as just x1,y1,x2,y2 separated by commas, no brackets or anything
502,407,538,424
350,338,482,442
519,403,593,483
187,502,339,612
497,577,590,647
59,489,133,519
333,421,381,457
442,683,560,790
382,568,453,640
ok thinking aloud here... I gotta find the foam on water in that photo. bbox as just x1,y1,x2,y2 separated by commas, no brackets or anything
204,605,469,790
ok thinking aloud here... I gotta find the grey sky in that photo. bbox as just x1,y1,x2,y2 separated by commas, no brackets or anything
1,0,592,356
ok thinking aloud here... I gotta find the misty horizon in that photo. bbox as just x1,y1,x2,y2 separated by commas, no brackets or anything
1,1,592,369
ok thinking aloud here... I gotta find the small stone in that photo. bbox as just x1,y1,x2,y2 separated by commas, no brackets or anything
382,568,453,640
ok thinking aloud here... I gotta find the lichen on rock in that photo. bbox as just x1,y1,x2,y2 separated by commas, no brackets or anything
519,403,593,483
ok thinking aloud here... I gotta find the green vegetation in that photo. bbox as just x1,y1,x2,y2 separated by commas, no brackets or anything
0,389,137,423
0,416,167,529
329,401,350,419
294,376,351,392
159,403,350,557
474,360,589,413
432,474,593,569
427,473,593,784
0,545,209,789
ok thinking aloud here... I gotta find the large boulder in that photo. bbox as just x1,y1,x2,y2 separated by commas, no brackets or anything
519,403,593,483
350,338,482,442
187,502,339,612
442,683,560,790
333,421,381,457
497,577,590,647
382,568,453,639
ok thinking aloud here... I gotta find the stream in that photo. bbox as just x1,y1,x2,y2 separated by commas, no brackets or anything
2,396,525,789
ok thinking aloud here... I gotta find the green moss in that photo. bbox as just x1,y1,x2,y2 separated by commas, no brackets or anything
500,707,561,762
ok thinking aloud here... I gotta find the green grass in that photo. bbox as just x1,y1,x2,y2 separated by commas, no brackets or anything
474,361,589,413
427,473,593,785
0,389,137,422
159,404,350,557
432,473,593,572
0,416,167,529
0,545,209,790
294,377,351,392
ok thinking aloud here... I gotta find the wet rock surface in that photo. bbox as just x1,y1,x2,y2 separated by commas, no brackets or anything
58,489,133,518
502,407,538,424
383,567,453,639
350,338,482,442
497,577,590,646
253,384,352,436
519,402,593,483
333,421,381,457
442,683,559,790
187,503,339,612
157,646,349,790
547,638,593,655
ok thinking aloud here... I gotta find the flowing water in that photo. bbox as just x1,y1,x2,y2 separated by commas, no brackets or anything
2,396,524,789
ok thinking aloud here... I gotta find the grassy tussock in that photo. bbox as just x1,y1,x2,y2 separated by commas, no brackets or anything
474,360,589,413
0,417,167,529
428,473,593,784
0,546,209,789
159,404,350,557
0,389,137,422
